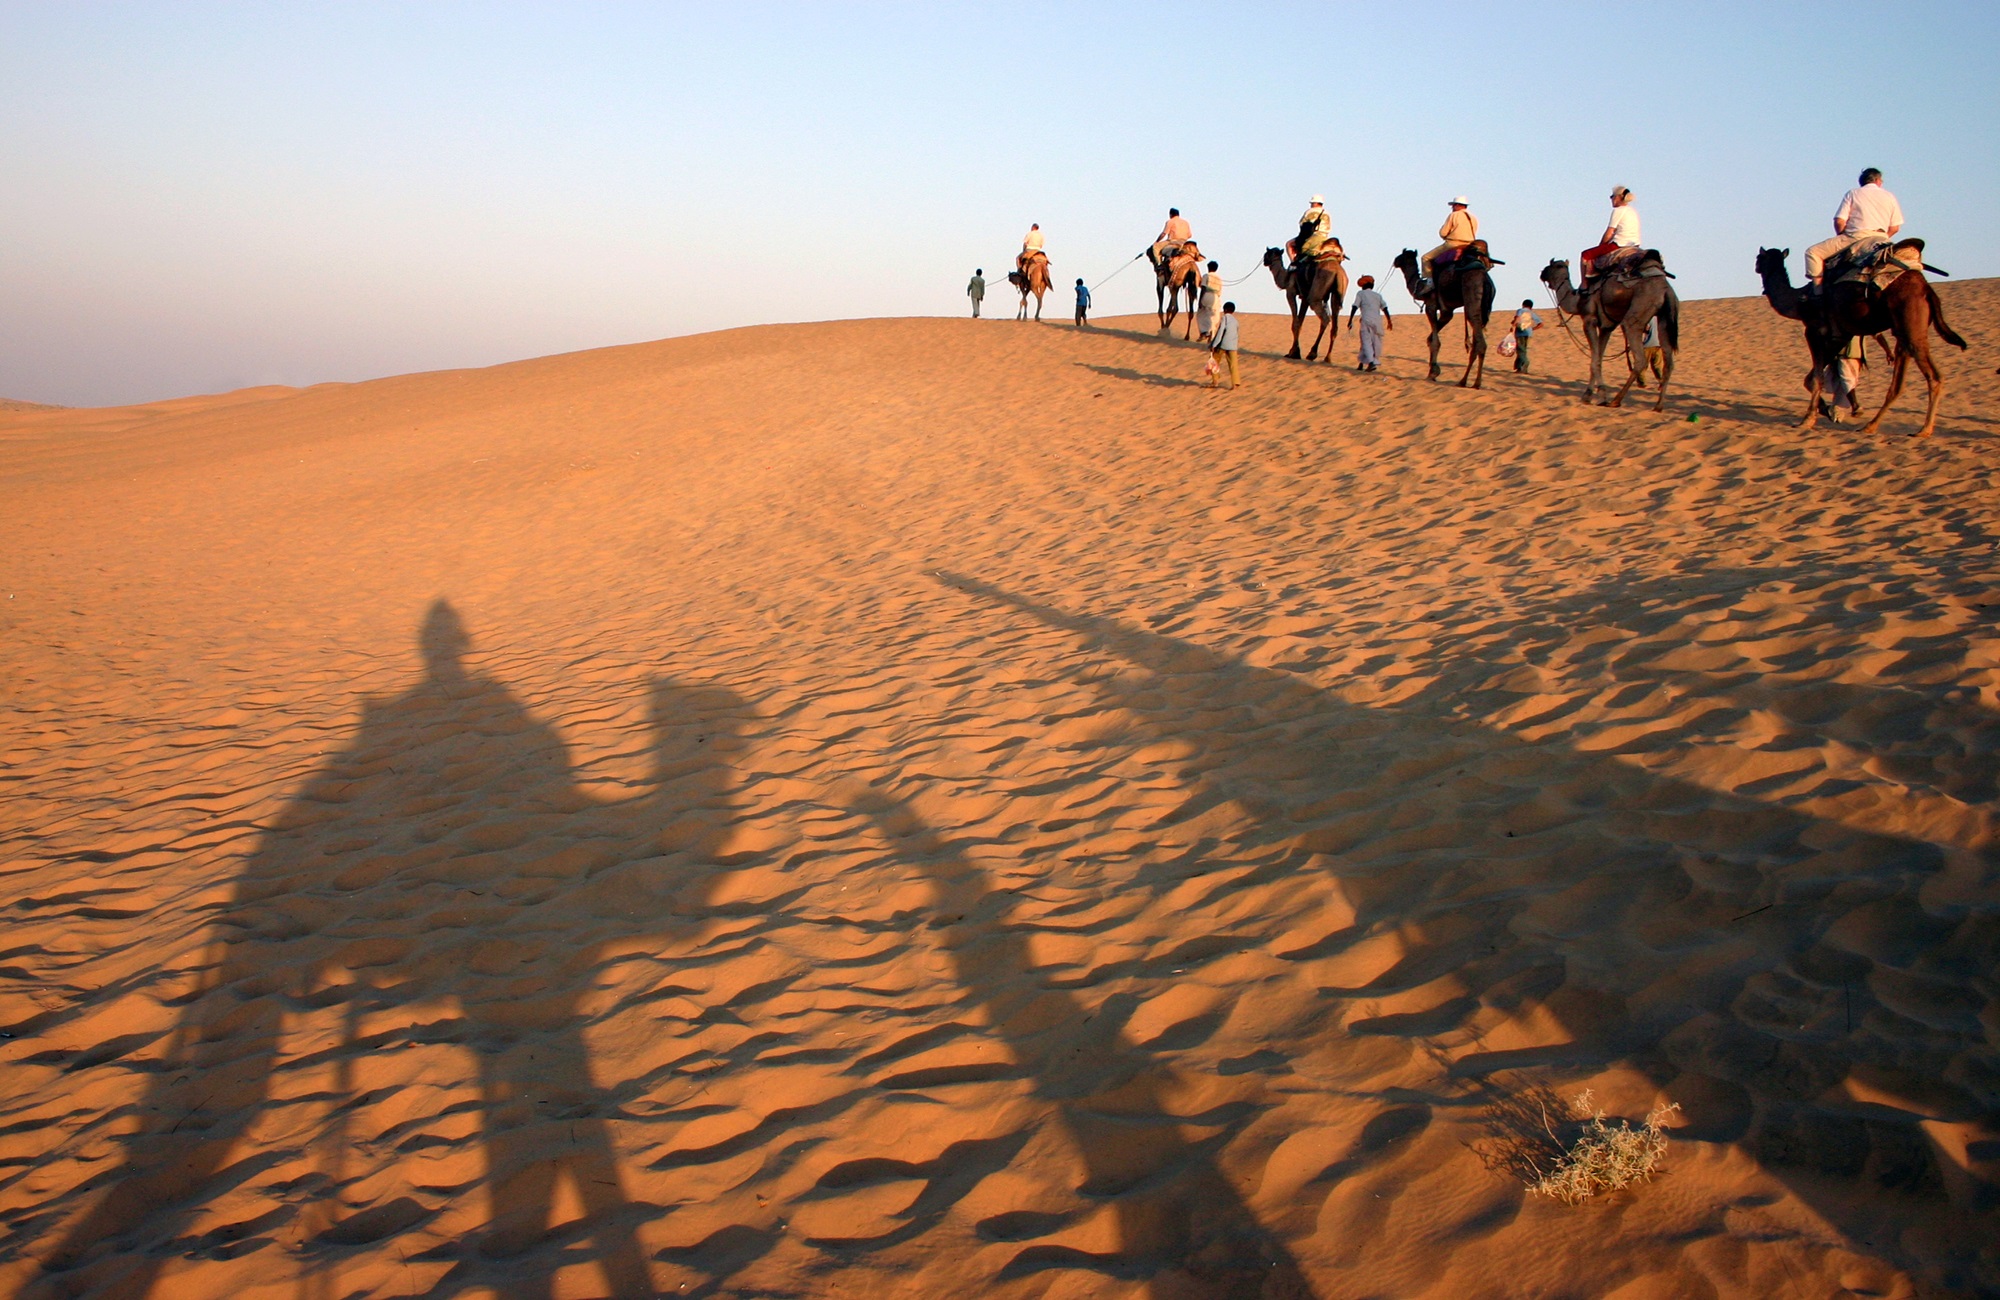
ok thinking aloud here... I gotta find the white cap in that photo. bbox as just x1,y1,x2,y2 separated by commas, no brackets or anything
1310,194,1324,204
1450,195,1469,206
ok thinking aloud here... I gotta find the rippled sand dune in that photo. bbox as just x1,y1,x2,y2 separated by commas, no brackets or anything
2,282,1996,1299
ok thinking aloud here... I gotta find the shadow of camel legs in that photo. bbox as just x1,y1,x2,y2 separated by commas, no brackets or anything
842,787,1317,1298
34,602,751,1300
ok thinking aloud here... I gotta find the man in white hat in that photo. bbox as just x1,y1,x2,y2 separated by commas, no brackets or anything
1292,194,1333,263
1421,195,1479,286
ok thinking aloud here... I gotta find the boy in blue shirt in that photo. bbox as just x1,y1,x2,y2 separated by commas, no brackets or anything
1074,278,1092,327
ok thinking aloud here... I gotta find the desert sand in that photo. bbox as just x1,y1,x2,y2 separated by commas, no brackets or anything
2,282,1996,1300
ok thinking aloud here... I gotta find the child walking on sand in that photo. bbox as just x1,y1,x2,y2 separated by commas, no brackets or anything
1207,302,1241,390
1511,299,1542,373
1074,278,1092,328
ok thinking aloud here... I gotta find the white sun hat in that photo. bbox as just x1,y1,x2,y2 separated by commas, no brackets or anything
1310,194,1325,204
1450,195,1470,205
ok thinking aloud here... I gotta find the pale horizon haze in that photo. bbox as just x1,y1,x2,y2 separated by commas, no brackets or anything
3,1,1995,407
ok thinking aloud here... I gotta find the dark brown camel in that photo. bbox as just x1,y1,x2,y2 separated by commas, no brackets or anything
1392,243,1499,389
1009,253,1052,321
1539,256,1680,411
1145,243,1202,338
1755,245,1967,438
1262,244,1348,362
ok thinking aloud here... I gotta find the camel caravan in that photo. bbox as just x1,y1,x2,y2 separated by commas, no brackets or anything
994,167,1968,434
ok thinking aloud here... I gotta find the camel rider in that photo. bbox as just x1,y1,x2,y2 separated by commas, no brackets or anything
1151,208,1192,263
1420,196,1478,289
1018,223,1047,274
1805,167,1904,286
1577,186,1641,311
1291,195,1332,264
1581,186,1641,277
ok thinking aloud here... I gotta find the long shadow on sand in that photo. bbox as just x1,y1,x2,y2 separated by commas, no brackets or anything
1078,363,1207,390
930,567,1998,1294
32,602,751,1300
840,786,1318,1298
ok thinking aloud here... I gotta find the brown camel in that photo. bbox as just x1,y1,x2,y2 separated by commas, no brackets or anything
1755,245,1967,438
1539,256,1680,411
1392,243,1499,389
1262,243,1348,362
1146,242,1202,337
1009,252,1052,321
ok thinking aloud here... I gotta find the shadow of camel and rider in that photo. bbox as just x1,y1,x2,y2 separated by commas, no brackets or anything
32,565,2000,1296
915,567,1996,1292
34,602,751,1299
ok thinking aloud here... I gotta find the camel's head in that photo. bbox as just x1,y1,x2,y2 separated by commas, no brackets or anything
1754,247,1791,279
1391,249,1418,272
1540,258,1570,289
1263,247,1285,268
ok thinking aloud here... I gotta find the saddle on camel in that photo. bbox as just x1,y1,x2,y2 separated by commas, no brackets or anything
1291,218,1350,300
1423,238,1497,302
1577,244,1674,312
1814,233,1936,299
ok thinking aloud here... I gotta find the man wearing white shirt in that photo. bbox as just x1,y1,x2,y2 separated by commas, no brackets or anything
1018,223,1046,274
1581,186,1640,278
1805,168,1904,284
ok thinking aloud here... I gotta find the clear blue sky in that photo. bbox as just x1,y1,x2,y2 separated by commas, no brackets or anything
3,2,1994,406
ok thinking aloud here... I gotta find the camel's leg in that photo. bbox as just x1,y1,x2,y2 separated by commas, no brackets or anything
1910,344,1945,438
1607,320,1646,408
1288,298,1305,359
1427,309,1446,380
1319,305,1338,365
1653,342,1674,413
1860,348,1914,437
1799,364,1824,430
1308,305,1332,361
1583,323,1606,403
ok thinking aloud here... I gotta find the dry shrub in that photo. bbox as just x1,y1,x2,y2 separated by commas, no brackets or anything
1525,1089,1680,1205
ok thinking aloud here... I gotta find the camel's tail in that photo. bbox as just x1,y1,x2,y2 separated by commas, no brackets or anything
1657,287,1681,352
1926,282,1968,350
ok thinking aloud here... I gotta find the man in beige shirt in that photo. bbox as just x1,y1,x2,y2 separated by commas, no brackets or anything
1421,196,1478,284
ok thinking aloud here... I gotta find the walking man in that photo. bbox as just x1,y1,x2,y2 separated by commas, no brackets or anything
967,268,986,318
1510,299,1541,373
1805,168,1903,285
1347,275,1391,371
1074,278,1092,328
1197,260,1223,340
1208,301,1242,390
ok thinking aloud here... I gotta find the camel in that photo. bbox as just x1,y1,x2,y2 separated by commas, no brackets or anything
1755,245,1967,438
1262,244,1348,362
1145,243,1202,337
1539,256,1680,411
1008,253,1052,321
1392,243,1499,389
